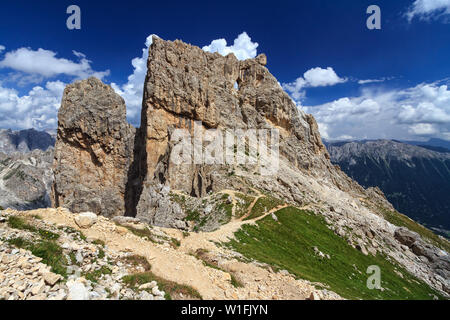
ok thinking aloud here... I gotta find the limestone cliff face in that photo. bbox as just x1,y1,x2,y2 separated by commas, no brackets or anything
130,37,361,222
50,38,373,224
140,37,329,177
51,78,135,218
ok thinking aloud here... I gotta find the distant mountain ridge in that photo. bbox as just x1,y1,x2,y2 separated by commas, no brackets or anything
326,140,450,237
400,138,450,152
0,129,55,154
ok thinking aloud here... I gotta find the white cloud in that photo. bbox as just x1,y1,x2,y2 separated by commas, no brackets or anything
202,32,259,60
303,67,347,87
408,123,439,135
358,77,392,85
406,0,450,22
282,67,346,101
111,34,158,126
0,45,5,53
0,47,109,79
0,80,65,130
304,81,450,141
112,32,259,126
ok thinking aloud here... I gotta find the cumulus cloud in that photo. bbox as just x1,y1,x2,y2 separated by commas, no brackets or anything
112,32,258,126
0,45,5,53
0,47,109,79
202,32,259,60
0,80,65,130
406,0,450,22
111,34,158,126
282,67,347,101
304,81,450,141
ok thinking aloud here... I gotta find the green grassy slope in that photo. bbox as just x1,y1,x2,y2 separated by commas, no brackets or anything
226,207,444,300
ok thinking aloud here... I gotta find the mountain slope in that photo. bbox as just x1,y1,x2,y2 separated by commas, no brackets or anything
327,140,450,236
46,38,450,299
0,148,54,211
0,129,55,154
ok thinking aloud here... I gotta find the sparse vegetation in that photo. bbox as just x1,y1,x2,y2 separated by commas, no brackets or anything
7,215,59,240
380,207,450,253
244,195,284,220
121,254,152,271
84,266,112,283
6,237,68,278
194,249,244,289
37,229,60,240
170,238,181,248
227,206,444,300
234,193,255,218
122,225,155,242
7,216,36,232
59,226,87,241
122,255,202,300
92,239,105,247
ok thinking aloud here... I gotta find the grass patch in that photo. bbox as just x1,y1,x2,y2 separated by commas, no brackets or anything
123,225,155,242
217,201,233,224
226,206,444,300
59,226,87,241
98,248,105,259
122,255,202,300
230,275,244,288
194,249,244,288
8,216,36,232
380,208,450,253
244,196,284,220
38,229,60,240
92,239,105,247
8,216,59,240
170,238,181,249
68,251,79,266
185,210,201,222
121,254,152,272
84,266,112,283
234,193,255,218
6,237,68,278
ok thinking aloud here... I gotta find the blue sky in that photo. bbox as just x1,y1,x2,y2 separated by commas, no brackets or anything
0,0,449,141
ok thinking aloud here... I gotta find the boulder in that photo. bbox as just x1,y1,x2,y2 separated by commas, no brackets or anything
394,227,420,247
74,212,98,229
51,77,135,218
43,272,62,286
67,280,90,300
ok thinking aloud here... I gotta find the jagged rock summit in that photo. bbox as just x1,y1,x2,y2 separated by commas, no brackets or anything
53,37,361,222
128,37,366,224
51,78,135,218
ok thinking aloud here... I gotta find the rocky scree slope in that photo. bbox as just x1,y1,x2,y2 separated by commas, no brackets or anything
0,148,53,210
0,207,337,300
49,37,450,298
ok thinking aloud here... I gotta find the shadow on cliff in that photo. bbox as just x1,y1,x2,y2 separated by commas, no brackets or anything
124,122,147,217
